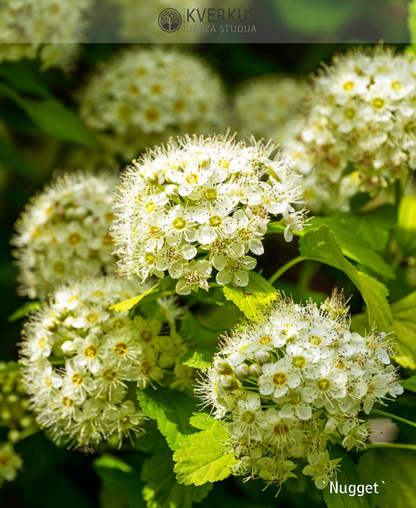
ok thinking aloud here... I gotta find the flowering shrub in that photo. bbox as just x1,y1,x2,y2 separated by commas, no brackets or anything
199,291,403,488
0,0,91,69
284,48,416,211
2,41,416,508
79,48,227,161
20,276,191,447
234,75,308,143
12,172,118,300
112,133,306,295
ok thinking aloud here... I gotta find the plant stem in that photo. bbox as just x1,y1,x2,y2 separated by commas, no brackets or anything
365,442,416,451
371,408,416,429
268,256,307,285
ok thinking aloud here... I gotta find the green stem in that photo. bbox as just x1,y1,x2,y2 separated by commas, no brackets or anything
371,409,416,429
17,426,39,442
365,442,416,451
268,256,307,285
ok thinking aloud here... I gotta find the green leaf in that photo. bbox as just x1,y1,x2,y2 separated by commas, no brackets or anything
179,312,222,347
222,272,278,321
181,346,216,371
0,63,51,98
410,0,416,44
0,82,97,147
8,301,41,322
173,417,238,486
396,195,416,256
391,290,416,369
323,444,369,508
137,388,197,451
299,226,393,332
358,449,416,508
110,278,176,313
94,454,145,508
402,377,416,393
0,136,37,177
141,446,212,508
311,213,395,279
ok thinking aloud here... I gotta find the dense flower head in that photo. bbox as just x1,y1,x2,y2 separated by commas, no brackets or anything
20,276,192,447
199,291,403,489
284,47,416,212
0,363,36,443
0,443,22,486
79,47,227,161
112,133,306,295
0,0,91,69
12,172,118,300
234,76,308,143
109,0,211,43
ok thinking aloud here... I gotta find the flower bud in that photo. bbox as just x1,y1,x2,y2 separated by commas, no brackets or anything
214,359,233,375
235,364,250,379
220,375,239,391
254,350,270,365
249,363,263,378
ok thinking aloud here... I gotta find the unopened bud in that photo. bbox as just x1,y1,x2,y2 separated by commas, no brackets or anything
214,359,233,375
235,364,250,379
249,363,262,378
220,375,239,391
254,350,270,365
8,429,20,444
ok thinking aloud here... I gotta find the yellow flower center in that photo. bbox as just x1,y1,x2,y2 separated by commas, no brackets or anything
309,335,322,346
272,372,288,386
258,335,272,346
62,397,74,408
140,330,153,343
273,423,290,436
102,234,114,247
209,216,223,227
102,368,117,382
114,342,129,356
241,410,256,425
317,378,331,392
204,188,218,201
72,373,84,386
292,356,306,369
172,217,187,230
372,97,385,109
392,80,402,90
38,337,46,349
344,108,355,119
68,233,82,245
287,391,302,406
186,173,198,185
86,313,99,323
145,201,156,213
343,81,354,91
84,345,98,359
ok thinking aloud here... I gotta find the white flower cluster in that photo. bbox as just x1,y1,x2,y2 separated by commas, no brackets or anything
12,172,118,300
20,276,192,447
109,0,211,43
112,133,306,295
200,291,403,489
0,443,22,486
285,48,416,212
234,76,308,143
79,48,227,161
0,0,91,69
